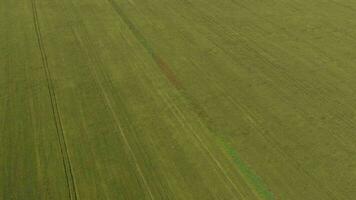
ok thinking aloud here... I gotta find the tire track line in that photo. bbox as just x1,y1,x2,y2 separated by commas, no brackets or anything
30,0,78,199
107,1,274,199
57,0,155,197
70,26,155,200
157,90,246,199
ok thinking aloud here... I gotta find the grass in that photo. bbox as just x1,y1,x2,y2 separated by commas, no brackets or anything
1,0,356,199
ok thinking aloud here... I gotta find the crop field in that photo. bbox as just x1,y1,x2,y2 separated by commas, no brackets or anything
1,0,356,199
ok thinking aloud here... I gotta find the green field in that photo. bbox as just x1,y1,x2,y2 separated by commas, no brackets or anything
1,0,356,199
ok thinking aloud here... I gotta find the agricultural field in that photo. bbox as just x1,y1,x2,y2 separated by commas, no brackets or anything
1,0,356,199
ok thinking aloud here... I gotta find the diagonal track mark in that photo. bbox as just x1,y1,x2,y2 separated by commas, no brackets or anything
30,0,78,199
51,0,155,197
70,26,155,200
107,1,275,199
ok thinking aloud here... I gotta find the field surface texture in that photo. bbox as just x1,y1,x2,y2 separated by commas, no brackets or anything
1,0,356,199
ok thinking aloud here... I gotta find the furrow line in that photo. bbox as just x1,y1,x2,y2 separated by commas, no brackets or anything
70,25,155,200
106,1,274,199
30,0,78,199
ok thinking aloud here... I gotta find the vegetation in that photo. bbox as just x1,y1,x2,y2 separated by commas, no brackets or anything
1,0,356,199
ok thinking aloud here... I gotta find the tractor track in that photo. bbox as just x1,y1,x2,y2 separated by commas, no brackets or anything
106,0,274,199
30,0,78,199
